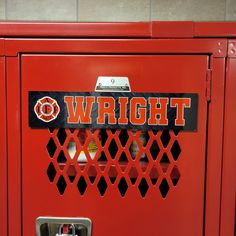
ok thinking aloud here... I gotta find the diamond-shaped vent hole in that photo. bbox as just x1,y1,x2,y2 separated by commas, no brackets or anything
139,154,149,172
150,140,160,160
128,166,138,185
149,166,159,185
56,175,67,195
152,130,158,135
49,128,55,133
88,165,97,184
138,178,149,198
77,176,87,196
77,129,87,146
97,176,108,196
89,129,96,134
47,162,57,182
160,152,170,163
47,138,57,158
160,130,171,148
118,152,128,172
108,139,118,159
69,128,75,133
140,154,148,163
119,129,129,147
57,150,67,164
138,132,147,147
87,139,98,160
98,151,107,172
77,151,87,163
139,131,149,147
108,166,118,184
134,131,149,147
129,140,141,160
171,166,181,186
98,151,107,161
77,151,87,171
100,129,108,147
110,129,117,134
67,139,77,159
57,129,67,146
173,129,180,136
118,177,128,197
171,140,181,161
67,165,77,183
160,153,170,173
159,178,170,198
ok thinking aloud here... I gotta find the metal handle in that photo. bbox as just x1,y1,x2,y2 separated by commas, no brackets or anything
36,216,92,236
58,224,76,236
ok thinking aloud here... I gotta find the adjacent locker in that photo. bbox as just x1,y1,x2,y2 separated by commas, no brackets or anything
220,52,236,236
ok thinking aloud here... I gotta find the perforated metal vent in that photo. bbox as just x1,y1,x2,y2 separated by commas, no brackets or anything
46,128,181,198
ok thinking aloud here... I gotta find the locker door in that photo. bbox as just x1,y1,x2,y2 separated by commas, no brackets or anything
21,54,209,236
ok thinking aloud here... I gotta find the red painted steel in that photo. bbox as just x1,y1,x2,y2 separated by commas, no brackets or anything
204,57,226,236
220,58,236,236
1,22,235,236
152,21,194,38
0,39,4,56
21,54,208,236
0,56,7,236
6,57,21,236
4,38,227,57
0,22,151,38
195,22,236,37
1,22,236,38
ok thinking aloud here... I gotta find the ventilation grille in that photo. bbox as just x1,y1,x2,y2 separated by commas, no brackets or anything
46,128,181,198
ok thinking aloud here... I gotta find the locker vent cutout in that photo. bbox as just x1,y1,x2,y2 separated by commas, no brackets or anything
46,129,181,198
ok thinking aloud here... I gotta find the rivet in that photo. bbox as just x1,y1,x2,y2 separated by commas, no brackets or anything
230,49,236,54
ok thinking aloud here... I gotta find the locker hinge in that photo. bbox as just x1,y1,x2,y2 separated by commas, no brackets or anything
206,69,212,102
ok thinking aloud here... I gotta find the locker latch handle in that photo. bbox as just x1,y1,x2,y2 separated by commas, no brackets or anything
36,217,92,236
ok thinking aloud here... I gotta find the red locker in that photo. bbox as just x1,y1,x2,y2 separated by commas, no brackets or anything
0,22,235,236
0,39,7,236
220,41,236,236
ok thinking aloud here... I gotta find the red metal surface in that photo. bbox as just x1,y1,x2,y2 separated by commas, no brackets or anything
21,54,209,236
0,56,7,236
220,57,236,236
0,39,4,56
1,22,234,236
152,21,194,38
4,38,227,57
195,22,236,38
204,57,226,236
6,57,21,236
0,22,151,38
1,22,236,38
